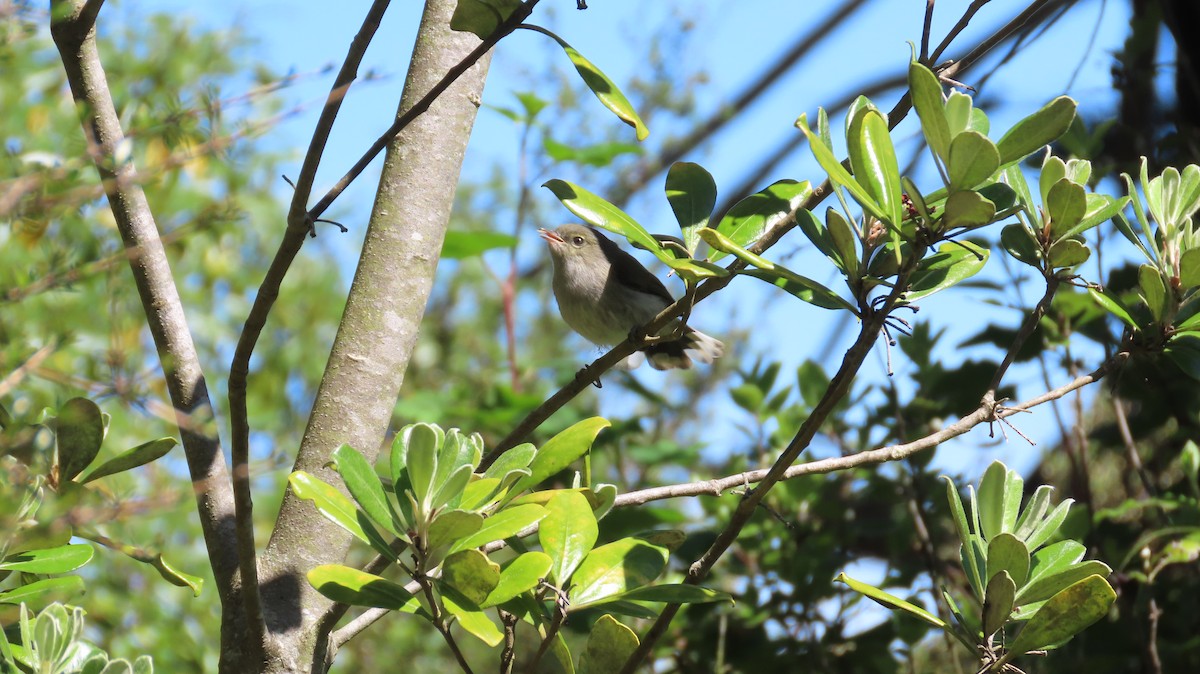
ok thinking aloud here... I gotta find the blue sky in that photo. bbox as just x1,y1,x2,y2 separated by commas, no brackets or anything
120,0,1152,482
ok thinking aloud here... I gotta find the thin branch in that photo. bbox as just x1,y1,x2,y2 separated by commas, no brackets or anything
611,354,1125,509
0,341,58,398
1112,395,1156,499
921,0,936,63
929,0,991,64
48,0,243,662
500,610,518,674
985,275,1059,397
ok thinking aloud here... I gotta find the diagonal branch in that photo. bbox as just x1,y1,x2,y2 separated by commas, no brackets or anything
47,0,242,663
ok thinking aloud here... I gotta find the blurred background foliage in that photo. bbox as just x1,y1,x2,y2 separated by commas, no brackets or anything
3,0,1199,672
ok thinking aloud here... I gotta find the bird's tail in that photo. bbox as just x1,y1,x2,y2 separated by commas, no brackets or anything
644,328,724,371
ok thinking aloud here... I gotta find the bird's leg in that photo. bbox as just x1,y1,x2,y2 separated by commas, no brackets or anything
638,285,697,345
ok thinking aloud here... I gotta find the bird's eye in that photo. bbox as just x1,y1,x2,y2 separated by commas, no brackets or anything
571,236,585,246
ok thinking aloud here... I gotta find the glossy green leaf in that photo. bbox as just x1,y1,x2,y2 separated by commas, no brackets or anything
569,539,669,608
796,113,888,224
978,462,1021,539
1088,287,1138,329
708,180,811,262
542,180,668,262
540,490,598,586
0,544,93,574
288,471,370,544
848,108,902,227
795,207,838,266
835,572,947,629
441,231,518,259
426,510,485,559
904,241,988,302
1139,264,1168,321
449,0,520,38
508,417,609,497
543,137,641,167
331,444,397,535
995,96,1077,168
1047,238,1090,269
613,583,731,605
542,35,648,141
442,590,504,646
908,60,950,163
1013,485,1054,542
1039,155,1067,206
577,614,639,674
77,437,176,484
1057,193,1127,241
947,131,1000,192
441,549,501,606
983,570,1017,638
307,564,418,611
940,189,996,231
144,553,204,597
943,476,972,550
1165,335,1200,381
483,442,536,480
665,162,717,255
987,533,1031,587
1016,559,1112,605
55,397,104,482
482,551,552,607
1047,179,1086,239
1024,540,1086,589
451,503,547,553
0,577,85,608
405,423,442,508
826,208,859,272
1000,575,1115,665
1001,224,1042,267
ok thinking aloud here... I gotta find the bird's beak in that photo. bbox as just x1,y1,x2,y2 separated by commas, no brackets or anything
538,228,564,246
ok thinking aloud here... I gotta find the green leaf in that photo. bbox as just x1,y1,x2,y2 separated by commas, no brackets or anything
1013,485,1054,543
1001,224,1042,267
482,551,553,608
1024,540,1085,587
426,510,485,560
331,444,398,535
540,490,598,586
1016,559,1111,605
995,96,1077,168
288,471,371,544
508,418,609,497
940,189,996,231
987,533,1031,587
699,228,856,312
944,91,973,139
826,207,859,273
847,108,902,227
665,162,717,256
834,572,948,629
569,539,669,608
947,131,1000,192
542,180,668,263
1047,179,1086,239
1088,287,1138,329
999,575,1115,665
449,0,520,38
1058,193,1127,241
543,137,641,167
1139,264,1168,322
578,614,639,674
708,180,811,262
1180,248,1200,289
440,231,518,259
441,549,501,606
1047,238,1090,269
612,583,731,605
942,476,972,550
77,437,176,483
904,241,989,302
983,570,1017,638
307,564,418,611
578,614,643,671
908,60,950,163
144,553,204,597
55,397,104,482
962,535,988,600
977,462,1022,540
442,590,504,646
0,576,85,608
483,442,536,480
451,503,547,553
796,113,889,224
0,544,93,574
542,34,648,141
405,423,442,508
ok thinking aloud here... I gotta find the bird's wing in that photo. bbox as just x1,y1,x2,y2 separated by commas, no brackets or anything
593,229,675,303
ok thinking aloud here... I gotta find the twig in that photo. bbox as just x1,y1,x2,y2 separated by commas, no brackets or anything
48,0,243,661
500,609,519,674
921,0,937,63
983,276,1059,403
611,354,1124,509
1112,395,1156,499
929,0,991,64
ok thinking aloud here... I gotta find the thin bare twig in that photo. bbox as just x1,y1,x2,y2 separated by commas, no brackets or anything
921,1,936,63
1112,395,1156,499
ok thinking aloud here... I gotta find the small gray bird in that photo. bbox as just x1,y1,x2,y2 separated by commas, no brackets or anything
539,224,724,370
